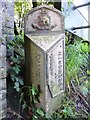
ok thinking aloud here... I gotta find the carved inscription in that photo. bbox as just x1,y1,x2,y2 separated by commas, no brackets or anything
30,43,44,84
36,50,42,79
47,40,64,97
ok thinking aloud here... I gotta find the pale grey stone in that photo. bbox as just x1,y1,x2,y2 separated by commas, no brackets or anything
5,21,14,29
0,45,6,57
0,15,2,21
3,12,14,23
0,57,6,68
0,1,14,119
2,27,14,35
0,108,7,119
25,5,65,113
7,3,14,16
0,67,6,79
24,5,65,34
0,98,6,109
0,21,2,28
0,90,6,100
0,79,6,91
6,35,14,41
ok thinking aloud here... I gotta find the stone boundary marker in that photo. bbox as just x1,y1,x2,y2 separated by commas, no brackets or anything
25,5,65,114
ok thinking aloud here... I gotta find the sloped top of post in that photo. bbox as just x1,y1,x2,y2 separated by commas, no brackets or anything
24,5,64,34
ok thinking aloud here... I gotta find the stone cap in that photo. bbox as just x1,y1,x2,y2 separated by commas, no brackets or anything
24,5,65,34
25,34,64,52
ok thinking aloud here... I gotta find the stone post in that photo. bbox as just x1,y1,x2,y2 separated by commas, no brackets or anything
25,5,65,114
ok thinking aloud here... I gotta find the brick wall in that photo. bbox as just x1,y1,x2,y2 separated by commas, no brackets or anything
0,0,14,119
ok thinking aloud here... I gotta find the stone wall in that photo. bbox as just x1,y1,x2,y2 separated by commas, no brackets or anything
0,1,14,119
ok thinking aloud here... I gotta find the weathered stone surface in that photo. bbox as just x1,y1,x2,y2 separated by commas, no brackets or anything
0,45,6,57
0,9,2,14
0,67,6,79
0,1,14,119
25,5,64,34
0,3,1,12
0,57,6,67
0,98,7,113
5,21,14,29
0,90,6,101
2,12,14,23
25,35,65,112
47,39,64,97
0,109,6,120
0,21,2,28
0,79,6,91
0,21,2,38
0,15,2,21
2,27,14,35
25,5,65,113
7,3,14,16
26,34,64,52
6,34,14,41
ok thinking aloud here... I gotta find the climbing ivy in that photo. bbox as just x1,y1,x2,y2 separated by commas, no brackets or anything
7,34,24,91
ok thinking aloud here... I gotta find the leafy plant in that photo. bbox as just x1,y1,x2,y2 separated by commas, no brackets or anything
65,40,88,91
68,0,74,7
19,85,80,119
7,34,24,91
14,0,32,34
17,33,89,119
51,95,77,119
65,35,90,118
19,84,45,119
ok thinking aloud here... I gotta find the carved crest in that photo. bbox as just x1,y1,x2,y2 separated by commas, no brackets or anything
31,8,56,30
25,5,64,33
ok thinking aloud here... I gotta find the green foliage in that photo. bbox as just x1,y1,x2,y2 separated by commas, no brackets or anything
19,85,46,119
37,0,54,5
51,98,77,119
66,40,88,90
14,0,32,34
68,0,74,7
81,42,89,53
18,33,89,119
79,75,89,97
15,0,32,18
20,85,90,119
61,0,74,17
65,35,89,118
20,86,79,119
7,34,24,91
20,85,40,107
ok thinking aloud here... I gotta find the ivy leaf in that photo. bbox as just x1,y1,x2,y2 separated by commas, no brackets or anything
11,74,16,81
13,66,20,74
30,85,37,96
36,108,44,117
63,108,68,113
15,82,19,87
33,115,38,119
31,88,36,96
11,56,20,64
14,82,20,92
16,87,20,92
16,77,24,86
